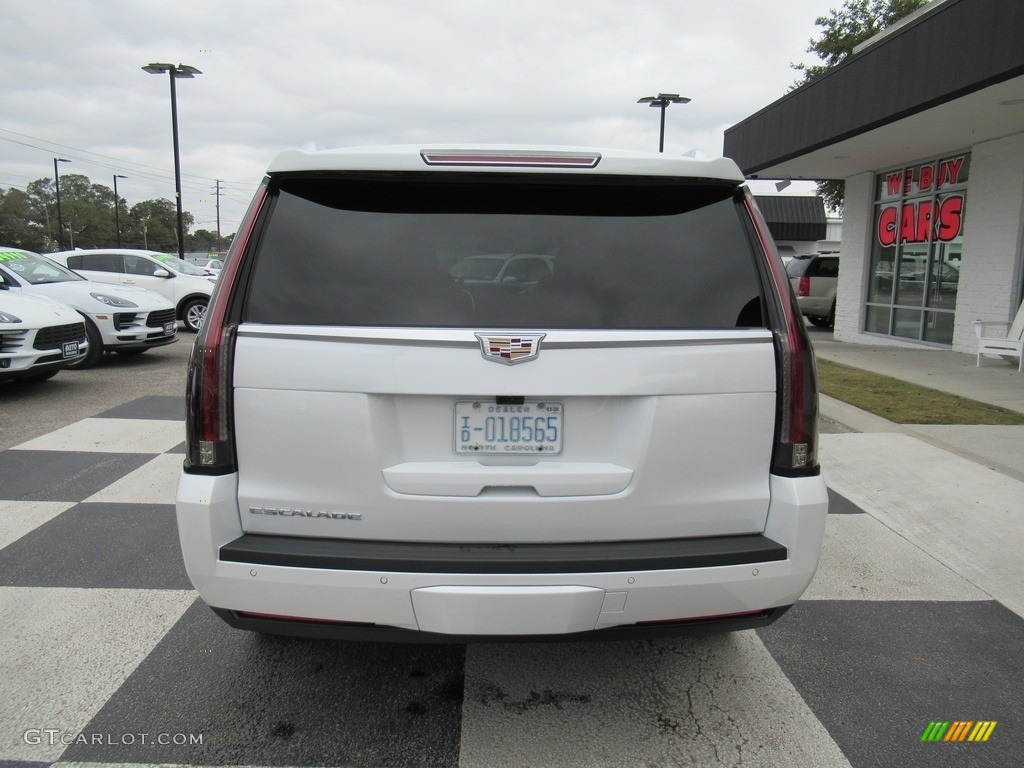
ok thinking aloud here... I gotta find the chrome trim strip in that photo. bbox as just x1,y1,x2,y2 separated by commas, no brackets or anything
237,327,772,349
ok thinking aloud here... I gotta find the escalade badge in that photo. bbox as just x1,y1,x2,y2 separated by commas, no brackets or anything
475,333,545,365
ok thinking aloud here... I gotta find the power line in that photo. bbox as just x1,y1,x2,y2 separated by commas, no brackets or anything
0,127,253,187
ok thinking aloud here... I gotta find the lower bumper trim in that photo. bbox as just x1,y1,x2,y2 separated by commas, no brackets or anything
213,605,791,643
219,532,787,574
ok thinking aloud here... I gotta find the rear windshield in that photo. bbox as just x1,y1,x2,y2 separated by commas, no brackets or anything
244,174,765,329
787,256,838,279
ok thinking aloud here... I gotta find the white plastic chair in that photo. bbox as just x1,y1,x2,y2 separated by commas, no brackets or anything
975,297,1024,371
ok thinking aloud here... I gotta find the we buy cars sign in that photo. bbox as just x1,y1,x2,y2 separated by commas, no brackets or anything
876,155,966,247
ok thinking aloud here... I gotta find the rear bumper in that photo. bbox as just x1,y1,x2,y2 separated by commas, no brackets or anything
176,472,828,640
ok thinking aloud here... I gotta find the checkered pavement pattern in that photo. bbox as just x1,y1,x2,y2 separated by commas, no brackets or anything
0,396,1020,768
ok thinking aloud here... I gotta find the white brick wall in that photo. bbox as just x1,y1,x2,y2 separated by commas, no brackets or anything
833,132,1024,353
833,173,873,343
953,133,1024,351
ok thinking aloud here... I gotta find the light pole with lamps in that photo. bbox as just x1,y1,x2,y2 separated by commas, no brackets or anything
142,62,202,259
112,174,127,248
636,93,691,153
53,158,70,249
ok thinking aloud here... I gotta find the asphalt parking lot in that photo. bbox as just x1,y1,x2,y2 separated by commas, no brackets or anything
1,331,1020,768
0,331,192,451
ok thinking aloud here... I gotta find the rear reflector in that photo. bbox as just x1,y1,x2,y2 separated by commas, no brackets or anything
421,150,601,168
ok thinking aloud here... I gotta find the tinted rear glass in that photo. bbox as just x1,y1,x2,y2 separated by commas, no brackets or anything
786,258,812,277
244,174,764,329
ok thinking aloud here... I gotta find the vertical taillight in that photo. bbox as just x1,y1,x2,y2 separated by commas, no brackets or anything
798,275,810,297
743,192,819,476
184,182,268,474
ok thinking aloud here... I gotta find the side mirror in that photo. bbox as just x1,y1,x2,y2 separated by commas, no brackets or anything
153,269,171,278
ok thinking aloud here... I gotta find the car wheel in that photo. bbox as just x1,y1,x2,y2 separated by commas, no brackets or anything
182,298,207,333
808,315,831,327
64,319,104,370
827,300,836,328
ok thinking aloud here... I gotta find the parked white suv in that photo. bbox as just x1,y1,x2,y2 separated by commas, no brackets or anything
787,254,839,328
177,145,826,641
51,249,216,332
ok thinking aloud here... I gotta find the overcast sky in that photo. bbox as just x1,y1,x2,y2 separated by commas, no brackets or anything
2,0,835,237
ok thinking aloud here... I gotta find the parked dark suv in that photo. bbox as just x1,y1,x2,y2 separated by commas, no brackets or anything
176,145,826,642
787,254,839,327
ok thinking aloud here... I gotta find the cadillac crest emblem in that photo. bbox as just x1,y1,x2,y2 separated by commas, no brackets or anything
475,333,545,365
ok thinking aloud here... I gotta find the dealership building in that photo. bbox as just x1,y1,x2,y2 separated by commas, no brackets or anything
725,0,1024,353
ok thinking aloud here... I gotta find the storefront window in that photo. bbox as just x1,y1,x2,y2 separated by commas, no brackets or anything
865,153,969,346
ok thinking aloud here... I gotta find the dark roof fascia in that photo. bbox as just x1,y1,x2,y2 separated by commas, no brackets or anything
724,0,1024,176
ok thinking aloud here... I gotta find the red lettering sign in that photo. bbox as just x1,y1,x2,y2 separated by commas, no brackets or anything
918,164,934,191
937,194,963,241
938,156,964,188
876,196,964,246
886,172,904,197
878,206,898,246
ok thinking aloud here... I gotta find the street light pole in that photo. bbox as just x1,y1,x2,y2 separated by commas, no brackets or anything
636,93,691,153
53,158,70,249
142,62,202,260
113,174,127,248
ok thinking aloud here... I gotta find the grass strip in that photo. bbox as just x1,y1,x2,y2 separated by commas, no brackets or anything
816,359,1024,425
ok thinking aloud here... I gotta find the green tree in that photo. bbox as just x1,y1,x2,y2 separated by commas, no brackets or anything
186,228,230,253
0,187,50,251
791,0,928,212
1,173,197,253
38,173,121,249
127,198,194,252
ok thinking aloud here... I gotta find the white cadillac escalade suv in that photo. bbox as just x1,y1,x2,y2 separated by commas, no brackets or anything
176,145,827,641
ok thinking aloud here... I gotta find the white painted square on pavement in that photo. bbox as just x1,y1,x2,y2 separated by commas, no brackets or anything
0,587,196,762
0,500,77,551
84,454,184,505
12,419,184,455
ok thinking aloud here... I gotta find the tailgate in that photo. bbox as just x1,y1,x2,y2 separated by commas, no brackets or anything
232,326,777,544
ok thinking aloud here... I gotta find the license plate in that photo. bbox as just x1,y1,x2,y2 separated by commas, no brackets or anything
455,401,563,454
62,341,79,358
164,321,176,334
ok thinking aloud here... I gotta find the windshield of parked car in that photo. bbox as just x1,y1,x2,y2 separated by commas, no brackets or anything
0,249,85,285
152,253,211,276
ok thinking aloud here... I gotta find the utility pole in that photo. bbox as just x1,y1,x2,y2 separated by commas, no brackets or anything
113,174,127,248
215,179,222,244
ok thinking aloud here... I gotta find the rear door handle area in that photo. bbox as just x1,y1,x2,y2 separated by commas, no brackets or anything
382,461,633,497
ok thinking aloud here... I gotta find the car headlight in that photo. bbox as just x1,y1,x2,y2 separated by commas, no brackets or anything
90,292,138,308
0,310,22,323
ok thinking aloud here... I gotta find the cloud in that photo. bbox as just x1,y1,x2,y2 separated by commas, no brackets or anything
1,0,831,233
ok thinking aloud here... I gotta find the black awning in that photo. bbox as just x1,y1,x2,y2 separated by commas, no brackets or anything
754,195,826,242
